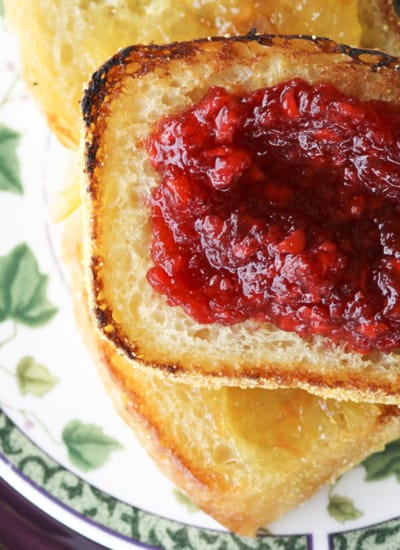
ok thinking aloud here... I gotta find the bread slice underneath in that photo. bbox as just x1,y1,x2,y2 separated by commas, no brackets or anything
82,34,400,404
63,207,400,536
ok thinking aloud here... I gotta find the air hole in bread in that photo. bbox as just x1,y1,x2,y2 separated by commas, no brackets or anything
333,412,348,430
192,402,208,418
213,442,239,464
141,219,153,243
187,88,207,104
59,43,73,66
193,328,212,341
146,308,167,325
360,351,381,361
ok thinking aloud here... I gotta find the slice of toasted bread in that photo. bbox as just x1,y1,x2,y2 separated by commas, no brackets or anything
359,0,400,56
63,206,400,536
4,0,365,148
81,34,400,404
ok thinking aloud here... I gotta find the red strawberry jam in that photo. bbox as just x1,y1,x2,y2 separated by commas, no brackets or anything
146,78,400,353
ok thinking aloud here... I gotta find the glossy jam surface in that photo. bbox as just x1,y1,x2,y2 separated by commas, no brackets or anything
147,79,400,353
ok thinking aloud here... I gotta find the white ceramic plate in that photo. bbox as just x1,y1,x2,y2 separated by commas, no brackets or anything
1,13,400,550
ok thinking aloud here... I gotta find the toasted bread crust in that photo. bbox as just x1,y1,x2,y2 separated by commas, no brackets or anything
82,34,400,131
82,34,400,403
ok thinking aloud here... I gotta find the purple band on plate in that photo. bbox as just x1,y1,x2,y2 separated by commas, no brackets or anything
0,477,107,550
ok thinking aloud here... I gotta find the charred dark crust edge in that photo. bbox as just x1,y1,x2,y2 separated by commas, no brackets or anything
82,33,400,395
81,32,400,132
82,45,132,129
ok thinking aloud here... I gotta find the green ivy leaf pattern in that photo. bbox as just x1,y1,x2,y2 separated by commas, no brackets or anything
327,494,363,524
362,439,400,482
1,412,312,549
330,517,400,549
62,420,123,472
16,356,58,397
0,125,22,195
173,488,199,513
0,243,57,326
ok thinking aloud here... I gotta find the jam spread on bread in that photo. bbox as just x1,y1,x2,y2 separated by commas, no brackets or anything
146,78,400,353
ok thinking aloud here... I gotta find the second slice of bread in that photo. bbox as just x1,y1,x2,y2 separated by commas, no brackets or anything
5,0,365,149
82,34,400,403
64,206,400,536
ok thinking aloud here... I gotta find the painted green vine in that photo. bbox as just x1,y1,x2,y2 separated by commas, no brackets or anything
0,243,123,471
0,71,123,472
